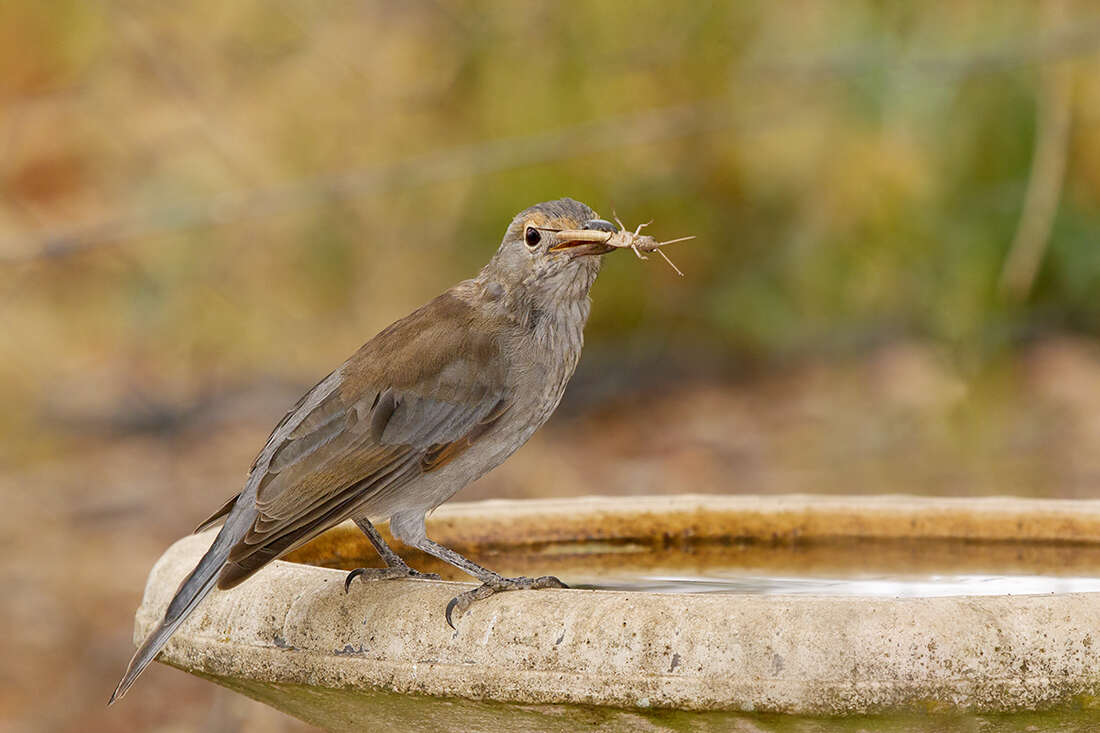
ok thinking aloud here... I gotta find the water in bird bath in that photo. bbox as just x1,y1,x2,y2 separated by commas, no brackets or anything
291,533,1100,601
573,572,1100,596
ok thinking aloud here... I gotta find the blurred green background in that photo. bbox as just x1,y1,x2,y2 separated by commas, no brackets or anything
4,2,1100,731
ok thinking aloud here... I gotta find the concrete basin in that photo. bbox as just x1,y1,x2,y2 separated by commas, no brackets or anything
130,494,1100,729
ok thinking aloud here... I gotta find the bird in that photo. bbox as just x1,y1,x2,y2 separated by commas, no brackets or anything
110,197,626,703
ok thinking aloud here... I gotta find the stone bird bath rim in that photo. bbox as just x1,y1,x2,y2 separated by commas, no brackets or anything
128,493,1100,726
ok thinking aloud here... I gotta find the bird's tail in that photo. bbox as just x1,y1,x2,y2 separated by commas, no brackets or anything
109,501,254,704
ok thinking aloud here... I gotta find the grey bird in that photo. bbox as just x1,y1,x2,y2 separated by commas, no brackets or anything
110,198,622,703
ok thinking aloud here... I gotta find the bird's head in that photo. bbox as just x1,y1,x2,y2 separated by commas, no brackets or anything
482,198,618,305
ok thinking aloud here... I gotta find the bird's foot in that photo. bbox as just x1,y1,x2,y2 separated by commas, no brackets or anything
344,564,440,593
445,575,567,629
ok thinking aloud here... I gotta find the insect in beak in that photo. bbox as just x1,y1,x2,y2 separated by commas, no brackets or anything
546,217,693,276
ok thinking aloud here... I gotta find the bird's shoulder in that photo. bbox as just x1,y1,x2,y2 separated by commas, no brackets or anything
341,280,513,404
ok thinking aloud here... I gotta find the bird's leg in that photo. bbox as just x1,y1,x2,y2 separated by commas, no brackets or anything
344,518,439,592
414,538,566,629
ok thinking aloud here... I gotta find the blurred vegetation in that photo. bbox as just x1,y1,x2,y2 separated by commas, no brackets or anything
4,2,1100,439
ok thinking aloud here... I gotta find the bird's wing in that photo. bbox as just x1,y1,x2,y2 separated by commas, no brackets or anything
216,287,512,588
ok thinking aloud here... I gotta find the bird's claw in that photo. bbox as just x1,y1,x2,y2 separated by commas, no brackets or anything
343,566,440,593
445,575,567,629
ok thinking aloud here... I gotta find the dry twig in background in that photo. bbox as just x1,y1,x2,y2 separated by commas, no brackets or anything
1000,1,1076,301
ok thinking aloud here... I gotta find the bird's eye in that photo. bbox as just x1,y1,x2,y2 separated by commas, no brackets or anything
524,227,541,248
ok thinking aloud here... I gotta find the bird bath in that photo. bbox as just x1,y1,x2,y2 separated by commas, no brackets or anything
130,495,1100,731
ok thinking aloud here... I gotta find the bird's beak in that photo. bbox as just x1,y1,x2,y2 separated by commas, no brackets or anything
548,218,618,258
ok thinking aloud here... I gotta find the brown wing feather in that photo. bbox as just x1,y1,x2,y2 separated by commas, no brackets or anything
215,286,512,589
